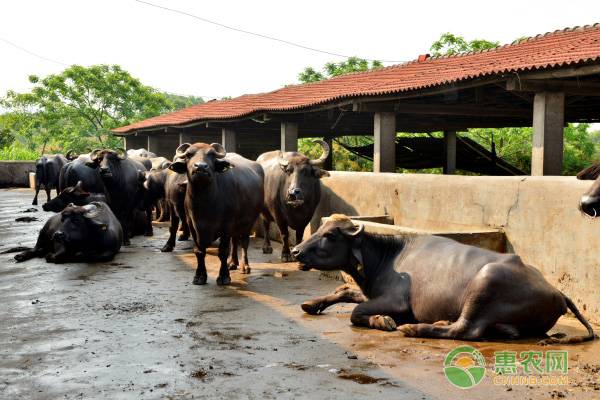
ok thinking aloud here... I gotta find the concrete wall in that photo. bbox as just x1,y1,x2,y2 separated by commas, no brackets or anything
0,161,36,188
310,172,599,323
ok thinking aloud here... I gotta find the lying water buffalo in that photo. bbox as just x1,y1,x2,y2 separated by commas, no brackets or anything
33,154,68,205
15,202,122,263
43,181,107,212
576,163,600,218
257,140,330,261
293,214,596,344
86,149,149,244
170,143,264,285
142,168,189,252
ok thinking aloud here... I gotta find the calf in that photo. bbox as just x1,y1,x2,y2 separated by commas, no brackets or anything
43,181,107,212
33,154,68,205
577,163,600,218
293,214,596,344
15,202,122,263
169,143,264,285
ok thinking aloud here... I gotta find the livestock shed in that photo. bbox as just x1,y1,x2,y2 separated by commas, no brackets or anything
113,24,600,176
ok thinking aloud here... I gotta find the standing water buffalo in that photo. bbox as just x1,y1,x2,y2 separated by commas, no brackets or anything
15,202,122,263
32,154,68,205
577,163,600,218
85,149,149,244
142,168,189,252
59,154,107,194
169,143,264,285
293,214,596,344
257,140,330,261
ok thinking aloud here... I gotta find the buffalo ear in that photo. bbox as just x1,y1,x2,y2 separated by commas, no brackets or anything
169,160,187,174
215,159,233,173
313,167,330,178
340,223,365,238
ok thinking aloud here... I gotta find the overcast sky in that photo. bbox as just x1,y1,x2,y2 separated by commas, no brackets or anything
1,0,600,100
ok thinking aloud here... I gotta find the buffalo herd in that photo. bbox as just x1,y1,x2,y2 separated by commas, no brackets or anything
14,144,598,344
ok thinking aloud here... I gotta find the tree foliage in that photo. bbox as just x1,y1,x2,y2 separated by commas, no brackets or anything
0,65,200,157
298,57,383,83
430,33,499,56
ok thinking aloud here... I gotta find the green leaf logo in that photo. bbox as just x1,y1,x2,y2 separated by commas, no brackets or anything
443,345,486,389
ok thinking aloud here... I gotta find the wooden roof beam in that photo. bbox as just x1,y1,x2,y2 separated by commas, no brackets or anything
353,101,530,117
507,78,600,96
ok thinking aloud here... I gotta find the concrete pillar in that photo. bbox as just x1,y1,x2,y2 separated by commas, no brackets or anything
531,92,565,176
443,130,457,175
281,122,298,153
221,128,237,153
147,135,159,155
323,137,333,171
373,112,396,173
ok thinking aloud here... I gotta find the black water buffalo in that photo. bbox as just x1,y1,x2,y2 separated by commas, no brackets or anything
577,163,600,218
257,140,330,262
59,155,107,194
142,168,189,252
169,143,264,285
293,214,596,344
43,181,108,212
15,202,122,263
32,154,68,205
85,149,149,244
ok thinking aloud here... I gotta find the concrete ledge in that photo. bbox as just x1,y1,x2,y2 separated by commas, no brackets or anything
0,161,36,188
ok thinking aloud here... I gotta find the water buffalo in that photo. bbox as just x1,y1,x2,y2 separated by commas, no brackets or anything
127,148,156,158
577,163,600,218
257,140,330,262
85,149,149,244
293,214,596,344
43,181,108,212
14,202,122,263
142,168,189,252
169,143,264,285
59,155,107,194
32,154,68,205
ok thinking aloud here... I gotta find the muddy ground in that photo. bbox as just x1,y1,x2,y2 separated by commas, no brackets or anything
0,188,598,399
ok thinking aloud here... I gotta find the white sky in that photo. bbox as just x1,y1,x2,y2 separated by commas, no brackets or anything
1,0,600,100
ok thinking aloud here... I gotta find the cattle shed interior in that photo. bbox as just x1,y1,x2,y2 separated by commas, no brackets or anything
113,24,600,176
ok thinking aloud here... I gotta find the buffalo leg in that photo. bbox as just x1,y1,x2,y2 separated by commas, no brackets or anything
216,235,231,285
228,237,239,270
121,216,131,246
45,187,51,203
350,297,413,331
161,208,179,252
178,216,190,241
32,185,40,205
261,217,273,254
277,220,293,262
238,236,251,274
15,247,46,262
144,208,153,236
294,227,304,248
192,244,208,285
302,286,366,315
397,317,487,340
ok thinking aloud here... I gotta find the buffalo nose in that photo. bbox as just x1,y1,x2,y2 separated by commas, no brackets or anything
193,162,209,172
100,166,110,173
290,247,301,259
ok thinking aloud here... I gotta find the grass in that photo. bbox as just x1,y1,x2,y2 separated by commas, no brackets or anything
0,145,39,161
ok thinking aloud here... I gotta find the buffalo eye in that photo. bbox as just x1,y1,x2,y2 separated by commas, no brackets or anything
323,232,336,241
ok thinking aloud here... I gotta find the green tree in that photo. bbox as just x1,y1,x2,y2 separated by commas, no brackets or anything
430,33,499,56
2,64,174,153
298,57,383,83
163,92,204,110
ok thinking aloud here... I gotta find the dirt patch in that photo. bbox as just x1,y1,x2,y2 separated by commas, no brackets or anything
100,302,155,314
336,369,386,384
190,369,208,379
15,216,37,222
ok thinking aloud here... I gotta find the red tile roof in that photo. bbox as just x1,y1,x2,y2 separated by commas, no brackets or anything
114,24,600,134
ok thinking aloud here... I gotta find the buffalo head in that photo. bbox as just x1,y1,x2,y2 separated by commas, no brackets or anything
169,142,232,184
292,214,364,271
577,163,600,218
54,203,108,249
279,140,330,208
86,148,127,179
43,181,90,212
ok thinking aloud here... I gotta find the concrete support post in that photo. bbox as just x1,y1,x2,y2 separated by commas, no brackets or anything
531,92,565,176
323,137,333,171
221,128,237,153
281,122,298,153
147,135,159,154
443,130,457,175
373,112,396,173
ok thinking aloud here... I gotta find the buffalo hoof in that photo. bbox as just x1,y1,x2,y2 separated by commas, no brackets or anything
241,266,251,274
177,234,189,241
216,275,231,286
160,244,174,252
32,200,38,206
14,253,28,263
301,300,325,315
193,274,207,285
228,262,238,271
370,315,397,331
262,245,273,254
144,230,154,237
281,253,294,263
397,323,421,336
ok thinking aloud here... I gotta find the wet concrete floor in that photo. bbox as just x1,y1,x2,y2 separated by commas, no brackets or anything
0,188,598,399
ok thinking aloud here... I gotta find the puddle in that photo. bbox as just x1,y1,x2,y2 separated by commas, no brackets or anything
337,369,385,384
